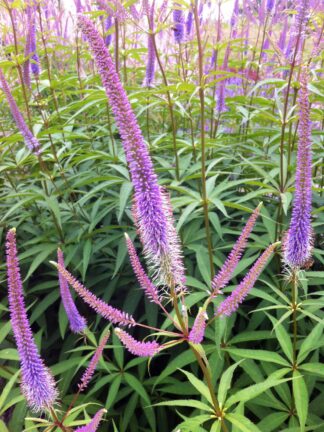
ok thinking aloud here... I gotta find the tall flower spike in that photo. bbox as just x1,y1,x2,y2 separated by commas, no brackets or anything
217,242,279,317
283,69,313,269
188,308,208,344
53,262,135,327
114,328,160,357
57,249,86,333
75,409,107,432
125,234,160,304
0,69,41,154
211,203,262,295
78,15,185,289
6,229,57,411
78,331,110,392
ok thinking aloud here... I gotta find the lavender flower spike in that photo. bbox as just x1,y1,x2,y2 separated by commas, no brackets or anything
78,332,110,392
283,69,313,269
6,228,57,411
217,242,279,317
211,203,262,295
188,308,208,344
52,261,135,327
75,409,107,432
0,69,41,154
125,234,160,304
78,15,185,289
115,328,160,357
57,249,86,333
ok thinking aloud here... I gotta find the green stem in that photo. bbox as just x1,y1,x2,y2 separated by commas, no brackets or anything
291,270,298,366
150,32,180,181
192,1,214,278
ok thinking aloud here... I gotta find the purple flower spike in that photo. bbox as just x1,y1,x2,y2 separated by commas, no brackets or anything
125,234,160,304
29,11,40,76
0,69,41,154
188,308,208,344
211,204,262,295
78,332,110,392
143,1,156,88
283,70,313,269
57,249,86,333
186,10,193,36
266,0,275,12
115,328,160,357
78,15,185,289
143,33,155,87
217,243,279,317
24,7,40,83
6,229,57,412
173,3,184,43
54,262,135,327
104,15,113,47
75,409,107,432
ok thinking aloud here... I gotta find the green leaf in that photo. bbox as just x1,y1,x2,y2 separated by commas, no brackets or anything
179,369,213,406
106,375,122,409
0,419,9,432
299,362,324,378
195,246,211,286
153,349,196,388
297,323,323,364
226,413,261,432
266,314,293,363
154,399,213,412
224,348,289,366
257,412,289,432
118,181,133,222
0,370,20,413
225,372,290,408
293,370,308,432
124,373,150,405
218,361,243,406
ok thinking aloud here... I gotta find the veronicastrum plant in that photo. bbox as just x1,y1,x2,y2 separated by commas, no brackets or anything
0,0,323,431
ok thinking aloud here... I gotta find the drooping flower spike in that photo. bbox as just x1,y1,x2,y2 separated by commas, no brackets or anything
78,331,110,392
211,203,262,295
57,249,87,333
52,261,135,327
6,228,58,411
78,15,185,290
283,68,313,269
217,242,279,317
75,408,107,432
114,328,160,357
0,69,41,154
